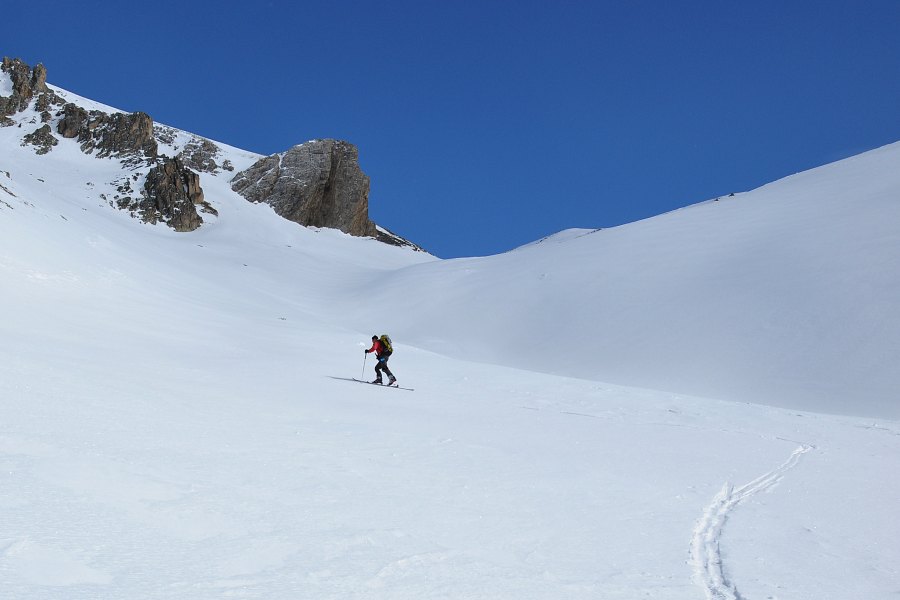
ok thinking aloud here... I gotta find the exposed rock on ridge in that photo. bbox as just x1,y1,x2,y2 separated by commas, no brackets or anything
3,57,158,163
3,57,201,231
22,124,57,154
3,57,420,247
178,136,232,173
154,125,232,174
57,103,158,160
1,57,53,121
231,140,378,238
138,156,215,231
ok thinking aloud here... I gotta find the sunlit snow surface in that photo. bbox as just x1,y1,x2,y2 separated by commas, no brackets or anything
1,75,898,598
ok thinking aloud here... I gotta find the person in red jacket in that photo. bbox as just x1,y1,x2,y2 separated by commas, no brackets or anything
365,335,397,385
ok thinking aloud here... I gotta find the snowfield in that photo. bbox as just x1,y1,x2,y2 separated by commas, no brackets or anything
1,75,898,599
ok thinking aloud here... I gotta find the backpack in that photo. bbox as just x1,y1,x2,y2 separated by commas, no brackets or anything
379,334,393,354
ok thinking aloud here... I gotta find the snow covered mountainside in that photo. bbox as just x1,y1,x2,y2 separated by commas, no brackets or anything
349,142,900,418
2,68,899,599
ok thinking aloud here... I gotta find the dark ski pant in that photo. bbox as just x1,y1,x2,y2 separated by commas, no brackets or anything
374,356,394,381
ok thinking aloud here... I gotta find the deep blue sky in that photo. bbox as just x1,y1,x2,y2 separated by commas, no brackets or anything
5,1,899,257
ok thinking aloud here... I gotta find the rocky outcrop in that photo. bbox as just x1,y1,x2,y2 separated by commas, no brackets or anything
231,140,378,238
1,57,48,114
4,58,419,246
154,125,232,174
1,57,60,125
57,103,158,160
55,103,88,137
3,57,209,232
178,136,232,174
2,57,156,160
22,124,58,154
136,156,215,232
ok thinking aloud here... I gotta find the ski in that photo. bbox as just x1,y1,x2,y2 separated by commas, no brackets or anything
352,378,414,391
328,376,414,391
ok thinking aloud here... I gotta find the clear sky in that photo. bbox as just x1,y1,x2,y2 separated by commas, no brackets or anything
5,0,899,257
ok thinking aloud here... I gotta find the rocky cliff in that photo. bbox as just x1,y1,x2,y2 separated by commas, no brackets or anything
231,140,378,238
0,56,53,121
57,103,158,160
2,57,420,248
139,156,216,231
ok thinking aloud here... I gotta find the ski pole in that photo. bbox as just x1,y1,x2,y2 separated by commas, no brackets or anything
361,352,367,379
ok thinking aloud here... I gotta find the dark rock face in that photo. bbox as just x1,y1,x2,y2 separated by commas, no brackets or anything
22,124,58,154
1,57,48,116
231,140,378,238
1,57,61,125
57,103,158,159
138,156,215,232
56,103,89,137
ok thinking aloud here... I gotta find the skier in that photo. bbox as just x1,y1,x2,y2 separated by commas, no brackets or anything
364,334,397,386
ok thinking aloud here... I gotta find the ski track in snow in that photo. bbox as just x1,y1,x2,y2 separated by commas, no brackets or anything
690,444,812,600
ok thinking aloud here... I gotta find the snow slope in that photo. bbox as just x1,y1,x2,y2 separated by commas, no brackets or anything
1,75,899,598
344,143,900,418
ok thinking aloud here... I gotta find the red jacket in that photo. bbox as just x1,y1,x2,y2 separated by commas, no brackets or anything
367,339,386,357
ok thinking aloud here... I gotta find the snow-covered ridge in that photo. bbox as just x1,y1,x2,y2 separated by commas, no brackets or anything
42,77,262,169
46,82,126,116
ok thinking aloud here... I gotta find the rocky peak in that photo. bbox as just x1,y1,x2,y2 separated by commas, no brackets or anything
1,57,48,101
1,57,59,123
231,139,378,238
